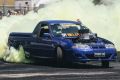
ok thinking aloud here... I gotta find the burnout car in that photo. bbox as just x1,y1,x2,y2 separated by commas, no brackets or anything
8,20,117,67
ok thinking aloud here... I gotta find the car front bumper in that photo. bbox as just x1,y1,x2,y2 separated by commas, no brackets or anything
65,48,117,62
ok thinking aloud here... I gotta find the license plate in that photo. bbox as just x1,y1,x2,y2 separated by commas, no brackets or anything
94,53,105,57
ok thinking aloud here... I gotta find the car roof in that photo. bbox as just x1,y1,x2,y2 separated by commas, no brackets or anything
41,20,80,24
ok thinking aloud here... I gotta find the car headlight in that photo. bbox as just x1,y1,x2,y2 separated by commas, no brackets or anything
72,44,91,49
105,44,115,48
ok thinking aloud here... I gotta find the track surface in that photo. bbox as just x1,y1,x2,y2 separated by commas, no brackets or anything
0,60,120,80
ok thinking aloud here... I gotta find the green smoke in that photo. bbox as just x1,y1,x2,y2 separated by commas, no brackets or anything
0,45,31,63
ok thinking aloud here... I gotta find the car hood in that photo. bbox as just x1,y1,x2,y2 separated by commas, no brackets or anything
54,36,113,47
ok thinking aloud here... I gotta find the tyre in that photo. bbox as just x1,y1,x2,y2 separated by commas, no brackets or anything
101,61,109,68
56,47,63,65
11,45,30,59
19,46,30,59
24,51,30,59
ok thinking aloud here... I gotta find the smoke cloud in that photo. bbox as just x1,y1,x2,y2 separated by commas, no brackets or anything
0,0,120,62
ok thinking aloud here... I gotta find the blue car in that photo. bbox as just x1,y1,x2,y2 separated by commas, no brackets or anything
8,20,117,67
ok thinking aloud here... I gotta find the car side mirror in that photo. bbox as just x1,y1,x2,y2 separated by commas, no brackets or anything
94,33,97,37
43,33,51,39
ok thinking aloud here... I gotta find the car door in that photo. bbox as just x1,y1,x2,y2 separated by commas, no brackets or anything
29,22,55,59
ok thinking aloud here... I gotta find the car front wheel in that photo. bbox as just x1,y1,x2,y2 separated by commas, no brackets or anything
56,47,63,65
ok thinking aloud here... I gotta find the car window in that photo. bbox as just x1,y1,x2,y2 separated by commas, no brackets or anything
39,23,50,37
51,23,80,37
33,23,41,35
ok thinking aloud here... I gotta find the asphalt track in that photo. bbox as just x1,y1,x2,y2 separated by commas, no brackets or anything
0,60,120,80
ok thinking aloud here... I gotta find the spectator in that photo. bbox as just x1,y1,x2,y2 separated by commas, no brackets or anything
25,2,29,13
0,11,2,19
33,4,38,13
7,10,12,17
23,7,27,15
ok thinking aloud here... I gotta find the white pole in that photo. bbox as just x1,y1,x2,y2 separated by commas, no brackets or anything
3,0,5,15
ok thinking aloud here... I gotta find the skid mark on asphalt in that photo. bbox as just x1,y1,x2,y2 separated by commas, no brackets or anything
0,71,117,78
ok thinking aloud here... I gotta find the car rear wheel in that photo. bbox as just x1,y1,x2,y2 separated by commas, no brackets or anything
101,61,109,68
11,45,30,59
24,51,30,59
19,46,30,59
56,47,63,65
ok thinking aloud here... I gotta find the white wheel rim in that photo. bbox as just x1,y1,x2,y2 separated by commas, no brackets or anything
57,47,62,58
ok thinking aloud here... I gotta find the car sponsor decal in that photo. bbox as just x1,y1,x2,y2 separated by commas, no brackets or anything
65,33,80,37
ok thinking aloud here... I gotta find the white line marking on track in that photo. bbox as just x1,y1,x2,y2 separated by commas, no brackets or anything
0,71,116,78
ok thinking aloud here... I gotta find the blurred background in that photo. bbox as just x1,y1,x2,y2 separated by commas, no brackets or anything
0,0,106,19
0,0,50,18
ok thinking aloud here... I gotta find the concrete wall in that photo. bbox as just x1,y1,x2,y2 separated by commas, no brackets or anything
15,0,32,9
31,0,50,7
0,0,50,9
15,0,50,10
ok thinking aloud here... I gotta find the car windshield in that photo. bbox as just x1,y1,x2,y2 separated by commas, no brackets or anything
50,23,86,37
